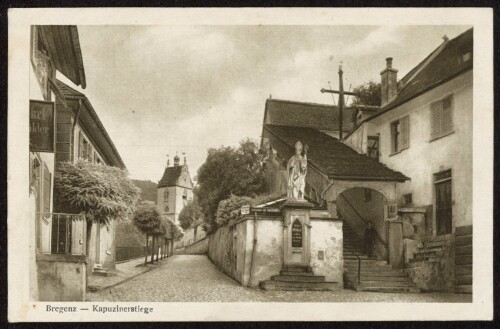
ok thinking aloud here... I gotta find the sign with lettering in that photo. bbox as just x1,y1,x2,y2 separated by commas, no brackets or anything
291,219,303,248
30,100,55,152
240,204,250,215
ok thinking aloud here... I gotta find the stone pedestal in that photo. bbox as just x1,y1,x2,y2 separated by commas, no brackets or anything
281,199,314,266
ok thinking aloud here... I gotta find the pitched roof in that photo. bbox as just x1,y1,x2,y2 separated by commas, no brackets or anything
264,98,357,132
55,79,126,169
158,165,186,188
376,28,472,120
264,124,408,182
38,26,86,88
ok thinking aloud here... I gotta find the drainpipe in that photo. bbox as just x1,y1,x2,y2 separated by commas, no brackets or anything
247,211,257,287
71,99,82,162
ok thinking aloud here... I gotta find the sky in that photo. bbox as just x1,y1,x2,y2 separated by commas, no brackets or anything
58,25,470,182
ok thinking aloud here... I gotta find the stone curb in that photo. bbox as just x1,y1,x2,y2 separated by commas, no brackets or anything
89,258,170,292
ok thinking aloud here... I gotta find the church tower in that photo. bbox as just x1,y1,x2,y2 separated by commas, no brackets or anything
157,153,193,225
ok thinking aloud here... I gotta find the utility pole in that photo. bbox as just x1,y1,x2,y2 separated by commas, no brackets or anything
321,63,357,141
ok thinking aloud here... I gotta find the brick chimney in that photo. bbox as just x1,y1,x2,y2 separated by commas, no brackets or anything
380,57,398,106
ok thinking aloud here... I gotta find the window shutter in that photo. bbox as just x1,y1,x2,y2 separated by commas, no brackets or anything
79,130,84,159
442,95,453,135
390,122,397,153
43,164,51,213
88,144,94,162
400,115,410,150
431,101,442,139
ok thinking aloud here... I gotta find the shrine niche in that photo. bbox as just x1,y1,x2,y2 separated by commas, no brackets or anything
291,218,303,248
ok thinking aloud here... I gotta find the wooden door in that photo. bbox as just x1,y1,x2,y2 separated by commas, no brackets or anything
435,180,452,235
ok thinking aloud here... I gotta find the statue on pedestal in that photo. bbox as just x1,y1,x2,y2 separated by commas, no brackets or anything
287,141,308,200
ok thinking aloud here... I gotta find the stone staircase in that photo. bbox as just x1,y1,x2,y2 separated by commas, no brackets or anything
260,265,339,291
343,223,420,293
410,237,447,263
455,226,472,294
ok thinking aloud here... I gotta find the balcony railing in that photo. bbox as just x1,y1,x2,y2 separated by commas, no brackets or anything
36,212,86,256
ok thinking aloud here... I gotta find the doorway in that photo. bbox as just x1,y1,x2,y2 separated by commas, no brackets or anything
434,170,452,235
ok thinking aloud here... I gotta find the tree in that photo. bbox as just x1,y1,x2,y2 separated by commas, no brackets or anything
54,160,141,268
54,159,141,225
196,138,267,228
132,204,163,265
163,218,183,257
178,199,203,230
351,81,381,107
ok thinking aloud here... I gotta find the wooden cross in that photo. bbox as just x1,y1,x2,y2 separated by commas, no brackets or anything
321,63,358,140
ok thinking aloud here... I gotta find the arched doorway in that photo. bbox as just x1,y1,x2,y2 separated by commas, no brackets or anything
337,187,388,260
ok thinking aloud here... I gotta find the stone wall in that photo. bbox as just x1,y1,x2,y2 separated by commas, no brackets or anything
208,212,343,288
310,219,343,284
208,214,284,287
404,235,455,292
36,254,87,301
184,237,209,255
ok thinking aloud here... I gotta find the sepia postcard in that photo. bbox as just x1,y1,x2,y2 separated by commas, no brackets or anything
7,7,493,322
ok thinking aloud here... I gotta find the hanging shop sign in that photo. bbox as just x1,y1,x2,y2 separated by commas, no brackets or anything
30,100,55,153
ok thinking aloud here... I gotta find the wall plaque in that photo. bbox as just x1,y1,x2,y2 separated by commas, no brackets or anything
30,100,55,153
291,219,303,248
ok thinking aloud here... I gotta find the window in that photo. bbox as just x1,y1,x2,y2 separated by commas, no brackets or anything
31,26,53,100
78,131,93,161
402,193,413,206
390,115,409,154
434,169,452,235
94,152,102,164
367,136,380,161
182,189,188,200
431,95,454,140
164,189,169,201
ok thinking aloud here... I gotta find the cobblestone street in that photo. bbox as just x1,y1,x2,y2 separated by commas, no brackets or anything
87,255,472,303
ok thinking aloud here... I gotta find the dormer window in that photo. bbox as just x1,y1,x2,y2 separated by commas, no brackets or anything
459,52,471,64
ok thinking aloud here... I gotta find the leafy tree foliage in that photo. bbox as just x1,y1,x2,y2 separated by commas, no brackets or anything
178,199,203,230
215,195,254,227
54,160,141,225
196,139,267,228
133,204,163,236
133,204,164,264
351,81,382,107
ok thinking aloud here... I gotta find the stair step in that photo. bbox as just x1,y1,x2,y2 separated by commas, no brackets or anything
455,285,472,294
455,225,473,236
280,271,314,277
357,286,420,293
455,245,472,255
361,276,411,282
281,265,312,273
455,274,472,285
455,265,472,275
260,280,339,291
356,270,407,277
358,280,415,287
455,254,473,265
422,240,446,248
415,246,443,253
456,235,472,247
271,275,325,283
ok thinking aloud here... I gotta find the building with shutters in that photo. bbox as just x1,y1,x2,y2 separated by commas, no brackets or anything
28,26,88,301
343,28,473,293
157,154,194,225
53,79,127,276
